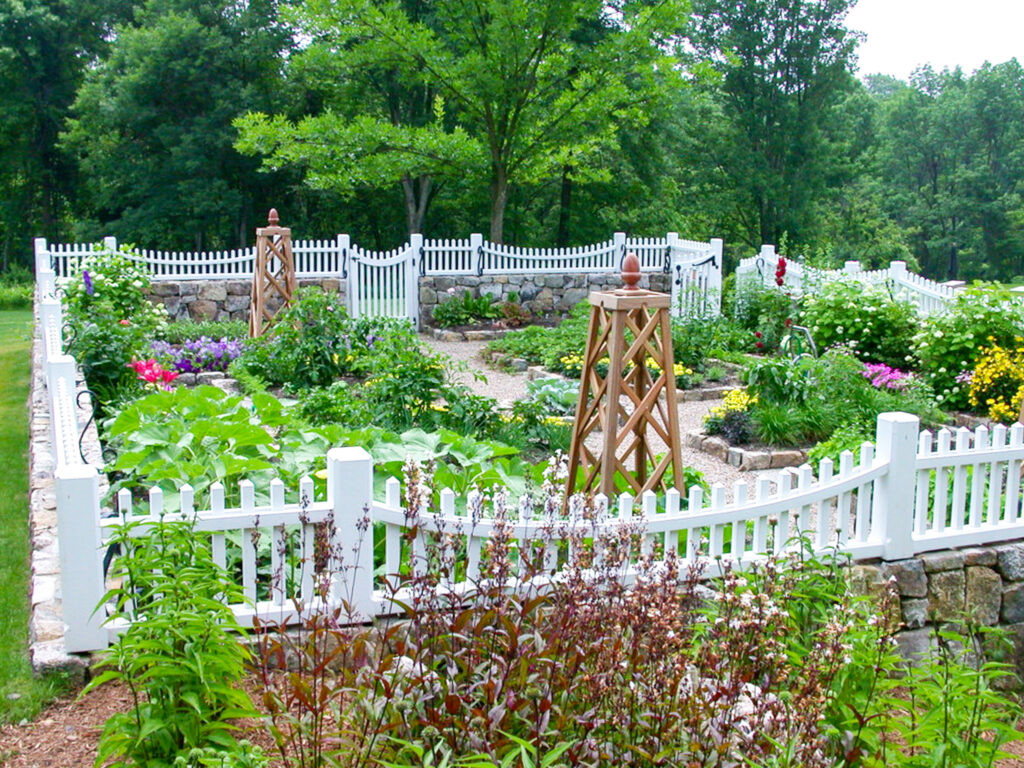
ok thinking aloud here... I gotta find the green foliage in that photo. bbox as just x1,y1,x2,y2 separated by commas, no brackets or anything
911,288,1024,409
743,349,944,446
63,248,169,405
521,378,579,417
159,319,247,344
62,0,289,248
0,311,76,723
800,280,918,368
732,279,793,352
103,385,346,509
88,515,257,766
486,301,590,371
671,315,752,368
0,269,32,309
807,422,873,472
431,291,501,328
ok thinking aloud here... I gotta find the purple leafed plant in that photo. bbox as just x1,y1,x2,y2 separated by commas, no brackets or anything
151,336,245,374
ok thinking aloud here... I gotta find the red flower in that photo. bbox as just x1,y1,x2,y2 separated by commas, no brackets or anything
785,318,792,327
754,331,763,338
755,341,764,349
775,276,784,286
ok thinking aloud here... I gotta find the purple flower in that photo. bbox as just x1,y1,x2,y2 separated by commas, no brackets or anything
862,362,914,390
82,270,94,295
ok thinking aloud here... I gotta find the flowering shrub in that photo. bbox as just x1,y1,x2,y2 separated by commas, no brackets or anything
967,342,1024,423
151,336,244,374
800,280,917,369
862,362,916,390
555,352,584,377
64,248,166,333
911,288,1024,410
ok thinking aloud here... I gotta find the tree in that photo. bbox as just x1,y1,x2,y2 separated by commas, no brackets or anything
0,0,131,268
689,0,861,249
239,0,688,242
874,62,1024,279
63,0,291,249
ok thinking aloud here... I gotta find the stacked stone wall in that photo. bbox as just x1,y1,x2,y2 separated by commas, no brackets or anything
419,272,671,325
851,542,1024,684
147,278,344,322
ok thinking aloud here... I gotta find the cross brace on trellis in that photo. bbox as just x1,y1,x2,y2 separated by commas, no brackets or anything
249,208,297,338
565,257,684,499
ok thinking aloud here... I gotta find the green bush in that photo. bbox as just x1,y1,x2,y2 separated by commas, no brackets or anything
159,318,247,344
671,315,752,368
743,349,944,446
733,278,794,352
89,515,257,766
912,287,1024,410
0,284,32,310
431,290,501,327
486,301,590,370
799,280,917,368
63,248,168,406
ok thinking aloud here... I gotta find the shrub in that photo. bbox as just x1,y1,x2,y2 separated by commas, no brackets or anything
431,290,501,327
63,248,168,405
159,318,247,344
733,278,794,352
88,515,257,766
912,288,1024,409
966,342,1024,423
671,315,754,368
807,422,873,472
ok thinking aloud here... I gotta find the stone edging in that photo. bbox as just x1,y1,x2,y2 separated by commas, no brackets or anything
426,327,510,342
28,309,99,677
684,430,808,471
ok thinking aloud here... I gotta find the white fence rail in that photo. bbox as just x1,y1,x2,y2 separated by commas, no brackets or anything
36,231,724,322
736,245,961,315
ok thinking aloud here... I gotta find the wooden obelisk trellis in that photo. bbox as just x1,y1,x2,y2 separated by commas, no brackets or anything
565,254,684,498
249,208,297,338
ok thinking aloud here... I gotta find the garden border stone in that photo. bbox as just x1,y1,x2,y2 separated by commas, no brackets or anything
685,430,808,471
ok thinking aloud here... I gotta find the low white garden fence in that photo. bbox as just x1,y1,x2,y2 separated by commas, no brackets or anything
35,231,724,324
736,245,961,315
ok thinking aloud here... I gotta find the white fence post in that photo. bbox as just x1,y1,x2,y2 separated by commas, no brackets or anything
469,233,483,275
326,446,376,619
408,233,423,329
55,464,108,651
843,261,862,274
872,412,920,560
709,238,724,315
34,238,50,277
889,260,908,282
613,231,627,268
102,236,118,254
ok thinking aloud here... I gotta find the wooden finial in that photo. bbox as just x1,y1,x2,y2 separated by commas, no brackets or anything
621,252,641,290
268,208,279,227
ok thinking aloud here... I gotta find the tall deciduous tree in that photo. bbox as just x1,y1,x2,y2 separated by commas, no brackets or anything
690,0,860,249
63,0,291,249
238,0,688,242
0,0,131,268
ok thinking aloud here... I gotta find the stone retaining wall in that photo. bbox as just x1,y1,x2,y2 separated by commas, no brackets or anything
852,543,1024,684
146,273,671,325
419,272,671,326
147,278,345,322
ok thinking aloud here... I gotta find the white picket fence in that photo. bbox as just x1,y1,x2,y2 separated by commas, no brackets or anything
35,231,724,325
736,245,961,315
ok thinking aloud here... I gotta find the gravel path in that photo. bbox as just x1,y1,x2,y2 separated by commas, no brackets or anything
422,334,780,499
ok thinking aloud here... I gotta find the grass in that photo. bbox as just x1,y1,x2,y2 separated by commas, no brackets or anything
0,310,75,723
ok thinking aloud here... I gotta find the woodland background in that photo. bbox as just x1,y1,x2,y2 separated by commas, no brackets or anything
3,0,1023,281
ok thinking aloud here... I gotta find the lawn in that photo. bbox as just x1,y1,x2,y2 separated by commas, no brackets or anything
0,310,72,723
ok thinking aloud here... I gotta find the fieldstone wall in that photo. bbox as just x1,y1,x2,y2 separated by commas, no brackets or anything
850,542,1024,685
145,273,670,325
419,272,671,326
147,278,345,323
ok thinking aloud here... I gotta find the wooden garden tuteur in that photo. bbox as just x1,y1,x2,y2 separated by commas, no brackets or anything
565,253,684,498
249,208,297,338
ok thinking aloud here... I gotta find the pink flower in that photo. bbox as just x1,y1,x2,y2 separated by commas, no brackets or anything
119,319,131,326
129,359,178,390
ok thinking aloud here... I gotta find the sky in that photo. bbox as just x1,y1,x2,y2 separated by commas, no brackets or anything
845,0,1024,81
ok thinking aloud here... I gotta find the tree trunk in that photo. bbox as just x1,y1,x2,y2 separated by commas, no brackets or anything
556,164,572,247
489,166,508,243
401,173,433,235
